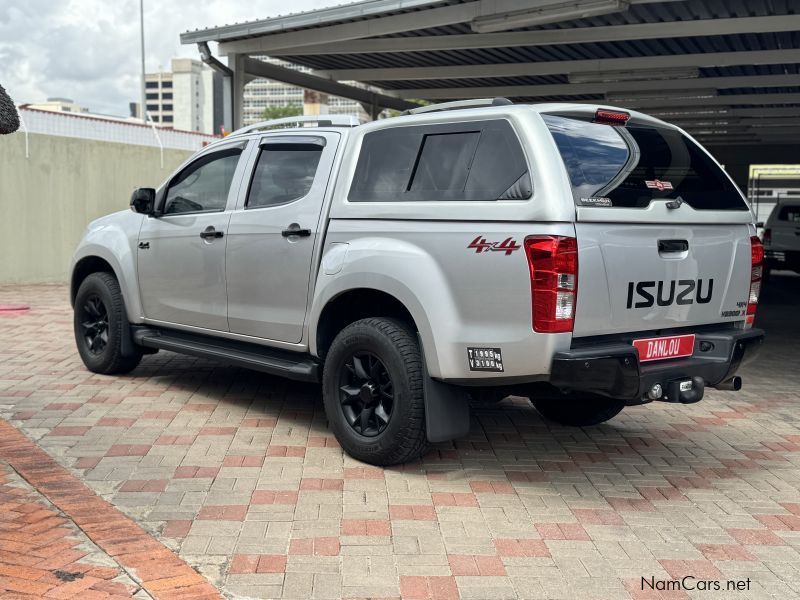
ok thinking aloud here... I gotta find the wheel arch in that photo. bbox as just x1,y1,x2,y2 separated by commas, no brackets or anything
71,255,116,306
314,288,419,360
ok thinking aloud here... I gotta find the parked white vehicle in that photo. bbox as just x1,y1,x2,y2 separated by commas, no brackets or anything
764,199,800,275
71,99,764,465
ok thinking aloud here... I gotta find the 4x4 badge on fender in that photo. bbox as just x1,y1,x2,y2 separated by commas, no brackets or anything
468,236,520,255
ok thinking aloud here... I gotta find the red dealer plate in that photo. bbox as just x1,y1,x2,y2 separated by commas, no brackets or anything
633,334,695,362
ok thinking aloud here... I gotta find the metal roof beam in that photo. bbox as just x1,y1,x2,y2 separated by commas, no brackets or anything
182,0,448,44
320,49,800,81
215,2,483,55
619,93,800,109
648,107,800,119
682,125,800,133
240,57,417,112
672,117,797,127
391,73,800,100
212,0,666,55
267,14,800,56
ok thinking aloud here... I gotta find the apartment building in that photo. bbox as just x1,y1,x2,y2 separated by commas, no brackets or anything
242,57,373,125
137,58,223,134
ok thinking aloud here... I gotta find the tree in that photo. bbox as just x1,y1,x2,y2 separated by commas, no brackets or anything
261,105,303,120
0,84,19,134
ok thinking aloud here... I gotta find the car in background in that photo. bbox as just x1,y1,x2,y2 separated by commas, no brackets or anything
764,199,800,275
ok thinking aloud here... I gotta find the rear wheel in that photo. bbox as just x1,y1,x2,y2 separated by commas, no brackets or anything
322,318,428,466
531,392,624,426
74,272,142,374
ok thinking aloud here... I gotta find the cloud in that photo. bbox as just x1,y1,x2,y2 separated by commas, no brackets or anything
0,0,342,115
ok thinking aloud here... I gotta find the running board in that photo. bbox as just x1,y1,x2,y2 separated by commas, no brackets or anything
132,327,319,382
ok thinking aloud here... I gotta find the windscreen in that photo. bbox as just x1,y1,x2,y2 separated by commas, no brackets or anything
543,114,748,211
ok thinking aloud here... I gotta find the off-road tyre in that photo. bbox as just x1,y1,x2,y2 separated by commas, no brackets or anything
74,272,142,374
322,317,429,466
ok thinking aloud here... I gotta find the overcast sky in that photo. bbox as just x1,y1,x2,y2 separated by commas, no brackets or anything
1,0,343,116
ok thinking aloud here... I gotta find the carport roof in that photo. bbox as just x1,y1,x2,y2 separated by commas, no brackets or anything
181,0,800,145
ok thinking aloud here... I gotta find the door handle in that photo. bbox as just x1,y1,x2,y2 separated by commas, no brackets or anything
199,226,223,240
281,225,312,238
658,239,689,253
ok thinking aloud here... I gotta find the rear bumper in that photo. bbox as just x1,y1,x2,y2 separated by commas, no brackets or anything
549,327,764,402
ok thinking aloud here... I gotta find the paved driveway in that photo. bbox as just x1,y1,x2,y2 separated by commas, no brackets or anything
0,276,798,599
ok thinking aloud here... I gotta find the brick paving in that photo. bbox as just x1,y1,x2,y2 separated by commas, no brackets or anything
0,276,798,599
0,461,142,599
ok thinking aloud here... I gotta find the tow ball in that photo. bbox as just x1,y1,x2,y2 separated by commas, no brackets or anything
647,377,705,404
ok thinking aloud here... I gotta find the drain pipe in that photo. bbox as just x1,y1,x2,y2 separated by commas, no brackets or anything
198,42,233,134
198,42,232,77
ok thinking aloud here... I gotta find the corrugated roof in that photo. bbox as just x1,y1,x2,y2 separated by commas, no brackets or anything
181,0,800,144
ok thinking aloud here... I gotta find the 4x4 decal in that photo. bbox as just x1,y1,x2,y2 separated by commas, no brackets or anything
645,179,673,191
468,236,521,255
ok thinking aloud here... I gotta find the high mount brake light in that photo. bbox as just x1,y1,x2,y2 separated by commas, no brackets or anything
524,236,578,333
594,109,630,125
747,235,763,327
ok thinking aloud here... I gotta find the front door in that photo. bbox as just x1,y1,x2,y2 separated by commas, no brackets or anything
225,132,339,343
138,143,247,331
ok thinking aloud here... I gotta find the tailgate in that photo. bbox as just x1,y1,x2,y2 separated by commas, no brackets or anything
573,223,752,337
541,111,756,337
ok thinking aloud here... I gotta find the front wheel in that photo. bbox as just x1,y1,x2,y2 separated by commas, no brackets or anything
531,393,624,427
74,272,142,375
322,318,429,466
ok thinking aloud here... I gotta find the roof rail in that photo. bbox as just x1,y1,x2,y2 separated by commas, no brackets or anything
401,98,513,116
229,114,361,136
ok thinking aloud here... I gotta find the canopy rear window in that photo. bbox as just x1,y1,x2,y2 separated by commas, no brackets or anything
543,114,748,211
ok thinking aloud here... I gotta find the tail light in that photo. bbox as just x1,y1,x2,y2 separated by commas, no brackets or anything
593,109,630,125
524,236,578,333
763,228,771,247
747,235,763,327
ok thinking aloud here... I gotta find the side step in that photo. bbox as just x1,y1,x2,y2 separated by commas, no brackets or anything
132,327,319,382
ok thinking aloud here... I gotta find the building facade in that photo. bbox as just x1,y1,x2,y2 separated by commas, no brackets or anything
242,57,373,125
24,97,89,114
139,59,222,134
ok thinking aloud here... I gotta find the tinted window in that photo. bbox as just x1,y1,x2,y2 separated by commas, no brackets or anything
543,114,748,211
411,132,480,194
163,147,242,215
247,143,323,208
349,120,531,202
779,205,800,222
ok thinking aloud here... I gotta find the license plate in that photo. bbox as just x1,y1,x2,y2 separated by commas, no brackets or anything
633,334,695,362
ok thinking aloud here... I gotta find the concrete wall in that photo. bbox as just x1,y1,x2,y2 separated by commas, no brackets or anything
0,133,192,284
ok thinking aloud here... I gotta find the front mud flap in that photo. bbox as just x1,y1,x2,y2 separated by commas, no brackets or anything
420,338,470,443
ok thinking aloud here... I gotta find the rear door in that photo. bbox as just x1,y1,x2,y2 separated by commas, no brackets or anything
543,113,754,337
225,132,339,343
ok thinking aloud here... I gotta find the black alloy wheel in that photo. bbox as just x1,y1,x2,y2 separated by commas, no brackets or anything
339,352,394,437
73,272,142,374
80,294,109,355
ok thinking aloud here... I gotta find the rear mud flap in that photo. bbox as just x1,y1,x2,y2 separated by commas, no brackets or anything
420,338,470,443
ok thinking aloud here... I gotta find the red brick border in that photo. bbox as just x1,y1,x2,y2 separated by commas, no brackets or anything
0,420,222,600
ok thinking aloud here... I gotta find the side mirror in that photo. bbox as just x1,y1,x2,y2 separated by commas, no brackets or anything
130,188,156,215
756,221,764,228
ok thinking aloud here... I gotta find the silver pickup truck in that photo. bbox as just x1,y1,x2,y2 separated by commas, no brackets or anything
71,99,764,465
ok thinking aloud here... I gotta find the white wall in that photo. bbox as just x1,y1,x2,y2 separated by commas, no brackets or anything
0,132,192,283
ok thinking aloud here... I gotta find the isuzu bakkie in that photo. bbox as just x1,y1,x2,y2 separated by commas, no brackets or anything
71,99,764,465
